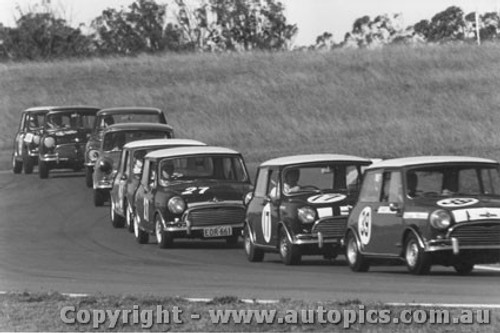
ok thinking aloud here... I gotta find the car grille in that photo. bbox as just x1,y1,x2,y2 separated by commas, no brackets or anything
450,223,500,246
55,136,79,145
312,218,346,238
187,206,245,227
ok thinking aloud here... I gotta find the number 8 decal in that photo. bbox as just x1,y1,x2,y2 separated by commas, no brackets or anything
261,203,272,243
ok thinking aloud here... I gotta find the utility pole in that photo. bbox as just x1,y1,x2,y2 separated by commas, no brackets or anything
475,9,481,45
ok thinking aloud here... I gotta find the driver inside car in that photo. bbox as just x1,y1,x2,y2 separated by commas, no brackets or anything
283,168,301,194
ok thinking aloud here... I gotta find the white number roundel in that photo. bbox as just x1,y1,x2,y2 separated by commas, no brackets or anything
307,193,346,204
261,203,272,243
358,206,372,245
437,198,479,208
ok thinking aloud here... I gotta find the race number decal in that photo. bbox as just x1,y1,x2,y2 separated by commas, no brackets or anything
261,203,272,243
437,198,478,208
143,197,149,221
358,207,372,245
307,193,347,204
182,187,210,195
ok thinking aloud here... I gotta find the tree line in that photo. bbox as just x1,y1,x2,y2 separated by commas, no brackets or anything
1,2,499,61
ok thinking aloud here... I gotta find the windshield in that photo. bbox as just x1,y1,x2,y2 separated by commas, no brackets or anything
158,155,247,186
281,163,364,195
103,131,171,152
406,165,500,198
46,112,95,130
27,113,46,130
97,113,162,130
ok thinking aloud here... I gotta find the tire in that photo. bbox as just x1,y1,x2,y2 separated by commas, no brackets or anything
134,214,149,244
244,225,264,262
12,154,22,174
155,215,173,248
454,263,474,275
345,232,370,272
23,149,34,174
404,233,431,275
279,228,301,265
94,189,106,207
38,160,49,179
110,200,125,228
85,166,93,188
125,202,134,233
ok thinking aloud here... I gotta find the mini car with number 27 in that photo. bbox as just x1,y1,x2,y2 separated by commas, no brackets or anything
133,146,252,248
243,154,373,265
345,156,500,275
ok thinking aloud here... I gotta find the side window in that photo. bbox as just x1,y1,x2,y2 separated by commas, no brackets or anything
122,151,130,176
141,160,150,186
254,168,269,197
20,114,26,131
267,169,279,199
381,171,403,203
149,162,157,186
359,170,383,203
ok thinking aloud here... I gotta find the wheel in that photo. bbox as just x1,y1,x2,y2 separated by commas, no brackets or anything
38,160,49,179
85,166,93,188
12,154,22,174
134,214,149,244
93,189,106,207
110,200,125,228
155,215,173,248
345,232,370,272
405,233,431,275
125,203,134,233
279,228,301,265
225,234,239,247
22,149,34,174
454,263,474,275
244,225,264,262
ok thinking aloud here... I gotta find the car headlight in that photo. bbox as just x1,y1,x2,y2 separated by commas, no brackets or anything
168,196,186,214
33,135,40,145
429,210,452,230
88,149,99,162
298,206,316,224
43,137,55,148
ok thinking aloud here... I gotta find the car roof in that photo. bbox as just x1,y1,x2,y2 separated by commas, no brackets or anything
97,107,162,115
367,156,499,170
146,146,240,159
26,106,99,113
123,139,205,150
45,106,100,114
260,154,372,167
103,123,173,132
24,106,53,113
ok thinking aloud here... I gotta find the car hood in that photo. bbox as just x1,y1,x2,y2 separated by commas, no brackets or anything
284,191,357,217
161,180,251,204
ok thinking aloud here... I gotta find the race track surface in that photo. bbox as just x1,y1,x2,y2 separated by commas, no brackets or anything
1,170,499,304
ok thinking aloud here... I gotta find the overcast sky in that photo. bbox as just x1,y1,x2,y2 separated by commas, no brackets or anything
1,0,498,45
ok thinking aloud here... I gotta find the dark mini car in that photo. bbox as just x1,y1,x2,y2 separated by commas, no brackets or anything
345,156,500,275
133,146,252,247
244,154,372,265
85,107,168,187
93,123,174,206
109,138,206,230
37,106,100,178
12,106,50,174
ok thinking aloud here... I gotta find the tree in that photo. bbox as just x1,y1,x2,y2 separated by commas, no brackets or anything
426,6,465,42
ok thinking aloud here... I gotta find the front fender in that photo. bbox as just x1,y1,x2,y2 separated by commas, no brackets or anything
277,221,293,248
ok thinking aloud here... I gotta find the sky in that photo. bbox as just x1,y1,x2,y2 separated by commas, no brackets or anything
1,0,499,45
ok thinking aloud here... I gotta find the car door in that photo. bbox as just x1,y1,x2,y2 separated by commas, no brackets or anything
142,161,157,232
134,159,150,227
116,150,130,214
14,113,26,157
247,167,269,246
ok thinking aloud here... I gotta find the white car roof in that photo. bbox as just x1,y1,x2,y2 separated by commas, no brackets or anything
367,156,498,169
123,139,205,150
146,146,241,159
261,154,371,167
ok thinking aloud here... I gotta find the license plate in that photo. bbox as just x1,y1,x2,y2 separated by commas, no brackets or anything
203,226,232,238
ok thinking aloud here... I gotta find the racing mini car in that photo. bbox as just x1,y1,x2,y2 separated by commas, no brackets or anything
37,106,100,178
85,107,168,188
244,154,372,265
345,156,500,275
109,138,206,230
92,123,174,206
133,146,252,247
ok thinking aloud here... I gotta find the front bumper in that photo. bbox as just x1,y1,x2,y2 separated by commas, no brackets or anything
40,145,84,163
291,216,346,248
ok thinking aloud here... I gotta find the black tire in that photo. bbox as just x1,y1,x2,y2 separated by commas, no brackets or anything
85,166,93,188
345,232,370,272
404,233,431,275
279,228,301,265
454,263,474,275
110,200,125,228
23,149,34,174
134,214,149,244
94,189,106,207
38,160,49,179
12,154,22,174
155,215,173,248
243,225,264,262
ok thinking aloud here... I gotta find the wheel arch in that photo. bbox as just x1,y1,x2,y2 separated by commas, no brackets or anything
401,226,425,256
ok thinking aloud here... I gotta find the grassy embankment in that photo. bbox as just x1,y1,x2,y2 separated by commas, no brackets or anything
1,44,500,174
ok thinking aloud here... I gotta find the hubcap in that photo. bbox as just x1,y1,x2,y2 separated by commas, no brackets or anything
156,219,162,243
280,235,288,258
126,206,131,228
134,215,139,238
347,238,358,265
406,241,418,268
110,201,115,220
244,232,251,255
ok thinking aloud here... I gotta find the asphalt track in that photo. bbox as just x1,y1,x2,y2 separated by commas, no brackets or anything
1,170,499,304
